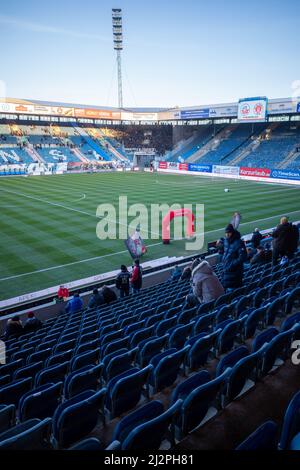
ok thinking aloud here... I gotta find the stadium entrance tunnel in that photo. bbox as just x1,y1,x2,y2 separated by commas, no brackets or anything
162,208,195,244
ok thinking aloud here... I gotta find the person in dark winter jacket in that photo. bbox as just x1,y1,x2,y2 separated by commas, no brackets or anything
24,312,43,333
192,259,224,303
130,259,143,293
100,285,117,304
251,228,263,249
65,292,83,314
272,217,296,265
222,224,247,290
116,265,131,298
5,316,23,340
250,246,267,265
88,288,104,309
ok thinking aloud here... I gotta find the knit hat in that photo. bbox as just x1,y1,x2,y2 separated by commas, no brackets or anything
225,223,234,233
27,312,34,318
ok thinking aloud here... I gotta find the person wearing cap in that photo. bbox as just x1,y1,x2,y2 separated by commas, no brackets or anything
222,223,247,291
251,228,263,249
272,216,295,265
24,312,43,333
116,265,131,298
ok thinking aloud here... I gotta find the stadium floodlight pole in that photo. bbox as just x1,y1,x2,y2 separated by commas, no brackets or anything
112,8,123,109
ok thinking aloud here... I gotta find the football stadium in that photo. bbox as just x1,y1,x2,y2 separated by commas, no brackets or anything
0,0,300,458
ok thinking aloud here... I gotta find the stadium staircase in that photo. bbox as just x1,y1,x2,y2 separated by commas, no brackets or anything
228,123,279,167
96,129,129,162
186,125,237,163
25,145,45,163
72,125,111,161
277,144,300,169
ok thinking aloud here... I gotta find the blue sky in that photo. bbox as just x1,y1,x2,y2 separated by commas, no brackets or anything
0,0,299,108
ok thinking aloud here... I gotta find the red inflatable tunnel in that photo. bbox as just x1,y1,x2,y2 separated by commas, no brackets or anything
162,208,195,244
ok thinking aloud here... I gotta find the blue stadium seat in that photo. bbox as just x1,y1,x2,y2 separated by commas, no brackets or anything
279,390,300,450
0,418,52,450
13,361,43,381
138,335,169,368
105,366,153,419
251,327,279,353
0,359,24,378
216,319,244,355
243,307,266,339
193,313,215,335
174,368,230,439
236,421,278,450
46,350,73,367
221,350,260,406
52,388,106,449
70,349,99,372
186,330,220,370
149,346,190,393
259,329,293,377
129,326,155,348
11,347,34,362
0,377,32,407
27,348,52,364
281,312,300,332
285,286,300,314
35,361,69,386
19,382,63,421
0,375,11,387
120,400,182,450
105,349,137,382
171,370,211,403
216,346,249,377
0,405,16,434
168,323,194,349
64,363,103,399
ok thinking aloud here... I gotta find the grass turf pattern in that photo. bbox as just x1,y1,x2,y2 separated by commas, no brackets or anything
0,171,299,301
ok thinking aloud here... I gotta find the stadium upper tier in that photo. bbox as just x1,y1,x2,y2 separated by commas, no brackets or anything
0,121,300,169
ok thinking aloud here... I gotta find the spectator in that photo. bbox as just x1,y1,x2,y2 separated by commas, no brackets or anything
180,265,192,281
222,224,247,291
131,259,143,293
100,285,117,304
291,222,300,255
116,265,131,298
264,243,273,263
170,264,182,281
184,293,200,309
5,316,23,340
24,312,43,333
65,292,83,314
191,259,224,303
250,246,267,265
216,237,225,264
272,217,295,265
57,285,69,301
246,246,256,263
88,288,104,309
251,228,263,249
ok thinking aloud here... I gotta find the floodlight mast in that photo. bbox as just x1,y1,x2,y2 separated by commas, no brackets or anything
112,8,123,109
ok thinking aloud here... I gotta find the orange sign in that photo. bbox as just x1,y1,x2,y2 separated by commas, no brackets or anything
74,108,121,120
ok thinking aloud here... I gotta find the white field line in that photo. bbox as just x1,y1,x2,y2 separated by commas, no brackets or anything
1,208,300,282
0,187,161,237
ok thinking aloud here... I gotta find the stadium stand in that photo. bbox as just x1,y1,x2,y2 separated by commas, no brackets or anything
0,244,299,450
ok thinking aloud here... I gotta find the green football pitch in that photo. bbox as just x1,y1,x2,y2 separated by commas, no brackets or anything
0,171,299,301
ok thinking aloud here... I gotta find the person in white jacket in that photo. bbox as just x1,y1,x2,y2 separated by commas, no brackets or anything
191,259,225,304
